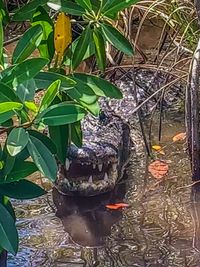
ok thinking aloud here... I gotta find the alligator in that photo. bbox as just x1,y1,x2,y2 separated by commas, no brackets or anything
55,68,183,196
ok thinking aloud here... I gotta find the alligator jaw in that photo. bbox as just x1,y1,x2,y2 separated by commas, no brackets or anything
55,158,119,196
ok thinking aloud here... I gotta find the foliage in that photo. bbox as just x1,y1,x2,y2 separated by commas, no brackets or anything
0,0,139,258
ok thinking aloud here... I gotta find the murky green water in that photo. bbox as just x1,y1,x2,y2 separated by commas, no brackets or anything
8,115,200,267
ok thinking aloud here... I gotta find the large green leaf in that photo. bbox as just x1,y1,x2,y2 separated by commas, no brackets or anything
0,179,46,199
6,128,29,157
1,58,49,87
100,23,133,56
0,82,21,102
12,0,49,21
39,79,61,112
12,25,43,64
32,6,54,60
27,135,58,181
37,102,87,126
28,130,57,154
72,25,92,70
49,124,68,164
1,161,38,184
34,71,75,90
102,0,140,19
15,79,36,102
75,0,92,11
47,0,85,16
69,73,123,99
0,203,18,255
93,27,106,71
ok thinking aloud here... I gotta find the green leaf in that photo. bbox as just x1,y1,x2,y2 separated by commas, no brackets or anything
0,0,10,25
1,161,38,184
49,124,68,164
72,25,92,70
28,130,57,154
3,197,16,221
47,0,85,16
69,73,123,98
39,79,61,112
34,71,75,90
16,79,36,102
37,102,87,126
102,0,140,19
7,128,29,156
12,0,49,21
71,121,82,147
0,82,21,102
0,203,18,255
24,101,38,113
27,135,58,181
93,27,106,71
0,179,46,199
75,0,92,11
0,102,23,113
100,23,133,56
0,102,23,124
64,36,95,66
1,58,49,87
32,6,54,60
12,25,43,64
0,111,15,124
2,152,15,176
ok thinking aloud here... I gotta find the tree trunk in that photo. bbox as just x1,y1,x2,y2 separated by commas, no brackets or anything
185,38,200,180
195,0,200,26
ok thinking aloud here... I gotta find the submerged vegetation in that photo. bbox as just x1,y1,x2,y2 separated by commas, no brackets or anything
0,0,200,265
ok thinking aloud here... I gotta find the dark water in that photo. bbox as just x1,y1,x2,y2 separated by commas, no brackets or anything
8,117,200,267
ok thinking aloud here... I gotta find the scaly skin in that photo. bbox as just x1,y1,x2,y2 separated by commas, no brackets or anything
55,69,184,196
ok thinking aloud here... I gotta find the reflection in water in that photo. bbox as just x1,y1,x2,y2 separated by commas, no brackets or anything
52,185,126,248
8,119,200,266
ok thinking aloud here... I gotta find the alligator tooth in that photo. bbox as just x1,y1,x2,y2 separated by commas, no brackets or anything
93,163,96,169
112,163,117,171
88,175,93,183
98,163,103,172
65,158,70,171
104,172,109,181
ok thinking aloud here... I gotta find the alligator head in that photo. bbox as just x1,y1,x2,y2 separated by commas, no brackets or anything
56,112,130,196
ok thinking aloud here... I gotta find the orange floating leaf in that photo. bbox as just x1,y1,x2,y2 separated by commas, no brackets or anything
148,160,169,179
172,132,186,142
106,203,129,210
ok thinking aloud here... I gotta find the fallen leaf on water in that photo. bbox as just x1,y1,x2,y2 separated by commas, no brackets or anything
106,203,129,210
152,145,165,155
148,160,169,179
172,132,186,142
